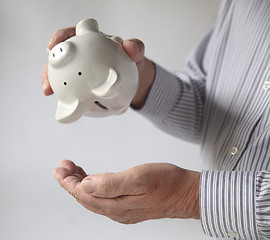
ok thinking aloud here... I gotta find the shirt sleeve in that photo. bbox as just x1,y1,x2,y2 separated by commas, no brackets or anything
136,30,212,143
200,170,270,239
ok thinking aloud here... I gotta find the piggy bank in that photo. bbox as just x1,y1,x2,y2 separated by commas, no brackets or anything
47,18,138,123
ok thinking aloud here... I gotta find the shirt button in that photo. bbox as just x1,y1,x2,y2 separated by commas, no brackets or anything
231,147,238,155
228,231,239,239
263,81,270,90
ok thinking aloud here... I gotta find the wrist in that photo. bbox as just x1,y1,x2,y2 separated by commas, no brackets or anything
175,170,201,220
189,171,200,219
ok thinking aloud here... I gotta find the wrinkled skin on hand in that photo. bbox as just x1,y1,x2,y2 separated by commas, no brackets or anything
53,160,200,224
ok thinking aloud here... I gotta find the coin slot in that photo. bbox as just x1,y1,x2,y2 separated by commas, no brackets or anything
94,101,108,110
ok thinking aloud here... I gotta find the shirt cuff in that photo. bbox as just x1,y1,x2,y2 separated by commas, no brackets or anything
255,171,270,239
200,170,258,239
137,63,180,122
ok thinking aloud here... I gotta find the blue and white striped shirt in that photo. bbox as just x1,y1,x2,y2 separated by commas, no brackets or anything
138,0,270,239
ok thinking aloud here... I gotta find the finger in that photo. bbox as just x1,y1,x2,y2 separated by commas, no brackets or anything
60,160,79,174
122,39,145,64
77,196,129,221
60,160,87,180
43,27,75,95
77,166,88,178
79,193,148,218
81,172,130,197
53,167,70,182
48,27,76,50
53,167,80,189
77,199,104,215
53,166,85,199
54,166,146,217
42,61,54,96
53,167,112,210
81,168,146,198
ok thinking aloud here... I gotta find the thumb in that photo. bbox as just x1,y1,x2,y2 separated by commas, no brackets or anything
81,172,134,198
123,39,145,64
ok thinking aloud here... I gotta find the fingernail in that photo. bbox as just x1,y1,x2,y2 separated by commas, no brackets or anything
81,179,94,194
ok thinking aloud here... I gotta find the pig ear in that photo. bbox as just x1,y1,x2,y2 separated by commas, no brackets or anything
76,18,99,35
92,68,118,97
55,99,81,123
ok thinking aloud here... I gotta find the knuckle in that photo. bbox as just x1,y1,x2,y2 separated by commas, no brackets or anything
134,39,145,52
53,30,64,41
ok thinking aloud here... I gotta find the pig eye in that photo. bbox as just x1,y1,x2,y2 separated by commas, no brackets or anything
78,72,82,76
64,82,67,86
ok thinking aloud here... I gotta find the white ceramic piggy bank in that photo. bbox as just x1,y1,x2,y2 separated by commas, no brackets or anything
47,18,138,123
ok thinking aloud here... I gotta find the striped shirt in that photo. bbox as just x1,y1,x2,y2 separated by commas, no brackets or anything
138,0,270,239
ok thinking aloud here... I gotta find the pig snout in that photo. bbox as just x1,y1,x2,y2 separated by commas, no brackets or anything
49,42,74,68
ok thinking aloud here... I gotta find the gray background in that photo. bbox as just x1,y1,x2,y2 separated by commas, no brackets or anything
0,0,220,239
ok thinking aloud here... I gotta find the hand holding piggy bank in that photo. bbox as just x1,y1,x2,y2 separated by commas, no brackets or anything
47,18,138,123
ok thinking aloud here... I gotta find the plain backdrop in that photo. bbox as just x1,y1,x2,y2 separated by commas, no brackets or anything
0,0,220,239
